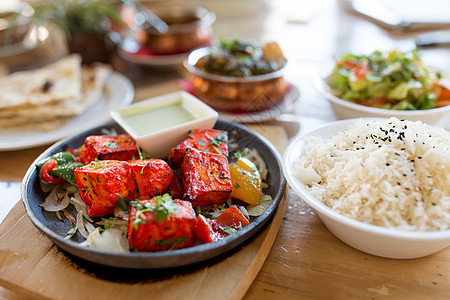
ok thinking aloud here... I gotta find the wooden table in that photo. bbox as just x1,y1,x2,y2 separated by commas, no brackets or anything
0,0,449,299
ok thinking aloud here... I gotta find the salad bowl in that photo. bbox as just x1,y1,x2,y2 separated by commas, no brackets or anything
315,77,450,125
21,119,286,269
315,49,450,126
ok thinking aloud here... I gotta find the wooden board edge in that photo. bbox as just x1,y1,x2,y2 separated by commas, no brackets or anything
230,188,289,300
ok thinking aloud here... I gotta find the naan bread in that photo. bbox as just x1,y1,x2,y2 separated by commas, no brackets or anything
0,54,82,109
0,56,112,131
0,63,111,120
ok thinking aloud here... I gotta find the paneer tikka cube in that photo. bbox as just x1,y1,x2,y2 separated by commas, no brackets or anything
181,148,232,207
128,159,173,197
74,160,137,217
128,195,196,252
78,134,139,164
169,129,228,166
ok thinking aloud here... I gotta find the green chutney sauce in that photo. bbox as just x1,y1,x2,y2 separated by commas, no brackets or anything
121,102,197,137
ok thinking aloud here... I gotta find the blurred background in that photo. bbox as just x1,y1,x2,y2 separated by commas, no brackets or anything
0,1,450,298
1,0,450,219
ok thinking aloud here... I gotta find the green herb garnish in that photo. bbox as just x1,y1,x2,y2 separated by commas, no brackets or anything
116,194,129,212
65,226,77,239
155,236,188,251
103,141,119,149
210,134,228,147
130,194,179,229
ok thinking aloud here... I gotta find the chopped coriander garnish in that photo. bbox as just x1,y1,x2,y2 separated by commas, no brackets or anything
219,225,237,235
155,236,188,251
211,145,222,155
103,141,119,149
154,194,179,222
65,226,77,239
231,148,249,162
136,144,151,160
90,158,103,169
195,205,202,215
130,194,179,229
209,134,228,147
99,221,110,232
84,174,93,195
116,194,129,212
220,219,243,235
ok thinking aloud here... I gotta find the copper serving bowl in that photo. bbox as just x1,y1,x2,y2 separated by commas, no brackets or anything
142,6,215,55
184,47,287,113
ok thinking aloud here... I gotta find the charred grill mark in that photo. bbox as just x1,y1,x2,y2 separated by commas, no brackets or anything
41,81,54,93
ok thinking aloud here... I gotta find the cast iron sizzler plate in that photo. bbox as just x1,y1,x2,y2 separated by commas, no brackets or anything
21,119,286,269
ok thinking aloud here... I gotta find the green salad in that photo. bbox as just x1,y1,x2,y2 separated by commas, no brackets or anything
326,49,449,110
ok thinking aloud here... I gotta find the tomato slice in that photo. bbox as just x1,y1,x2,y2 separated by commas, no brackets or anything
337,60,357,69
354,60,369,79
41,159,66,184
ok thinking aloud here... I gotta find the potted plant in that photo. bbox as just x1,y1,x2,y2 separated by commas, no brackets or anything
24,0,121,64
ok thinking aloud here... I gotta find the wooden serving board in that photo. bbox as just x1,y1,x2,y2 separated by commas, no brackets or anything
0,125,288,300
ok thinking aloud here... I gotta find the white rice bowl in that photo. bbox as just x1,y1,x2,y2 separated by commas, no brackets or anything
283,117,450,259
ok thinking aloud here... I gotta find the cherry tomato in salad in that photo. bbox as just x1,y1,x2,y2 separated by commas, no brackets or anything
354,60,369,79
337,60,358,69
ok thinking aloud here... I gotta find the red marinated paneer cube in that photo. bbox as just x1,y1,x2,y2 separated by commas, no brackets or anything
182,148,232,207
169,129,228,166
74,160,137,217
128,195,196,252
128,159,173,197
78,134,139,165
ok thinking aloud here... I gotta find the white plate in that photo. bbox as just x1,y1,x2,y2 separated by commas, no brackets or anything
218,83,300,123
0,72,134,151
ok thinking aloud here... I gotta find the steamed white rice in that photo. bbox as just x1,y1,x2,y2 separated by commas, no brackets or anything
293,117,450,232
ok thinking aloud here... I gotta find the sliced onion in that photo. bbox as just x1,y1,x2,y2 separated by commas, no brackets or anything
245,148,268,181
84,221,96,234
40,179,54,193
239,205,250,220
76,211,89,239
64,185,78,194
39,185,70,212
246,194,273,217
55,210,63,221
62,209,77,226
97,218,129,234
82,228,129,253
70,193,93,222
114,206,129,221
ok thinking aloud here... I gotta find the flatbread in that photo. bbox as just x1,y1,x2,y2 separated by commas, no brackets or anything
0,54,82,109
0,57,112,131
0,63,111,120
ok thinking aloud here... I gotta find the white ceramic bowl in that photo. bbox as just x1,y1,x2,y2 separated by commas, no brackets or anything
110,91,218,158
314,73,450,126
283,118,450,259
